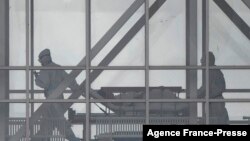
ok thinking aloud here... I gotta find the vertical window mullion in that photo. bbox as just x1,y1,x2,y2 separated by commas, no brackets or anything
145,0,150,125
85,0,91,140
25,0,31,139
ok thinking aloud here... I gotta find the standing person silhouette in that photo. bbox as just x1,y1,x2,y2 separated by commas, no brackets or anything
34,49,80,141
198,52,229,124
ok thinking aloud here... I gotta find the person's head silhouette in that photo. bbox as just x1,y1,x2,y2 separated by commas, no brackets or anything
200,51,215,66
39,49,52,66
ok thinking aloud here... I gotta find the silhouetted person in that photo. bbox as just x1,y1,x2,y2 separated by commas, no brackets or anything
198,52,229,124
34,49,80,141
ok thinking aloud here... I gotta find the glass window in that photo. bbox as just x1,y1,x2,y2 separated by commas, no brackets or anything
90,102,145,140
6,103,27,140
9,0,26,66
2,0,250,140
220,70,250,99
209,0,250,66
29,102,85,140
149,102,204,124
91,0,145,66
34,0,86,66
31,70,85,100
149,0,186,66
91,70,145,100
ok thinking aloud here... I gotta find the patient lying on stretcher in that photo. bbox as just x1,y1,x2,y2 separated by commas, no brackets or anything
101,87,189,116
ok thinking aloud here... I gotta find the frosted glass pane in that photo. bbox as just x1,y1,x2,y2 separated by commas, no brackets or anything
9,0,26,66
209,0,250,66
149,0,186,66
34,0,86,66
91,0,145,66
31,102,85,139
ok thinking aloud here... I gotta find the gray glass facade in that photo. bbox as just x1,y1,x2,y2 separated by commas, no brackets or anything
0,0,250,140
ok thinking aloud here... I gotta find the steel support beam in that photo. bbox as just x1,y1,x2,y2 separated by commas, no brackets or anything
145,0,150,124
10,0,167,140
214,0,250,40
25,0,31,139
203,0,210,125
186,0,198,124
65,0,167,112
46,0,145,101
242,0,250,9
85,0,91,140
0,0,9,140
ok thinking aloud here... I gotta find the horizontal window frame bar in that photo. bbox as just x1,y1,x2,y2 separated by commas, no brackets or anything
9,89,250,94
1,99,250,103
2,65,250,70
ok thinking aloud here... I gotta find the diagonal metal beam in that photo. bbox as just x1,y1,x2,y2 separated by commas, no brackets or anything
242,0,250,9
62,0,167,113
89,0,167,82
11,0,169,141
48,0,145,101
35,0,166,138
11,0,167,140
81,0,167,112
9,0,145,140
214,0,250,40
